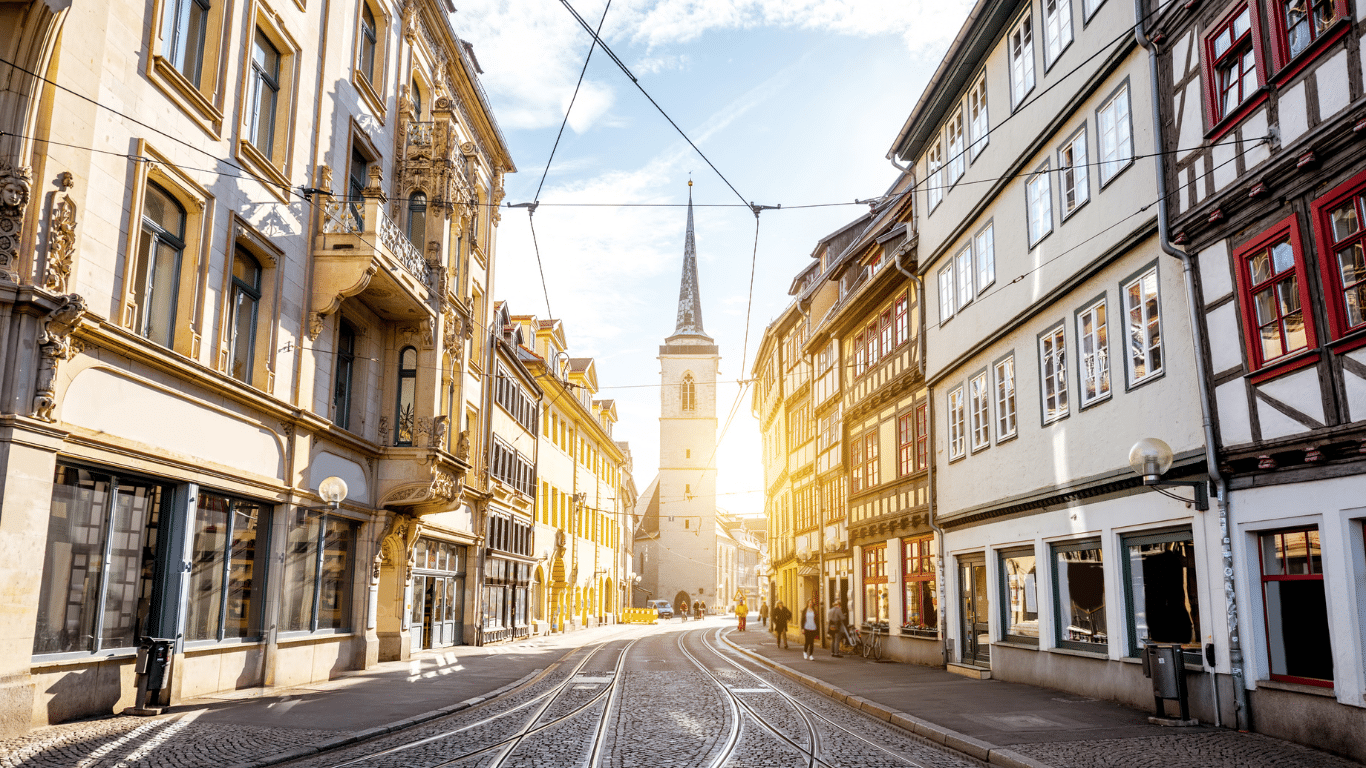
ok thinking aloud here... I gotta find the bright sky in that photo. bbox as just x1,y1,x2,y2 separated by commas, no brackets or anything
457,0,973,516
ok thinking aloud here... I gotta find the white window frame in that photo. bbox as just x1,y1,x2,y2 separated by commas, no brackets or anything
1039,325,1069,424
1059,127,1089,219
1077,298,1111,407
994,355,1017,440
927,139,945,211
1009,13,1036,109
948,386,967,460
956,247,974,311
938,264,955,323
969,75,989,159
969,372,991,452
1083,0,1108,22
975,222,996,293
947,108,966,183
1027,164,1053,247
1123,267,1164,385
1043,0,1074,67
1098,84,1134,184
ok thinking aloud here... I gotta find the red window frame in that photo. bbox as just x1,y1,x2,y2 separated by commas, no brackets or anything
854,330,867,376
1232,213,1318,378
862,544,888,583
1201,2,1268,136
894,292,909,346
865,319,880,367
879,309,894,356
898,412,914,476
1310,167,1366,346
903,535,937,630
853,429,879,494
1258,527,1333,687
1266,0,1349,74
915,403,928,471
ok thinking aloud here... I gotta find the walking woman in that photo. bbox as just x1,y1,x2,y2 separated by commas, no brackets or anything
801,598,821,660
771,601,791,649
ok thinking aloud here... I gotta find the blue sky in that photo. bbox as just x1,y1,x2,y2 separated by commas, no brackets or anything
456,0,973,515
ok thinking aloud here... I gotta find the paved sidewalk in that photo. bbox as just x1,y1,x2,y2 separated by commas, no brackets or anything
722,625,1363,768
0,623,637,768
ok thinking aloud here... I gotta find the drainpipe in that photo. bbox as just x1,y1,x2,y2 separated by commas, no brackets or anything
796,299,825,642
894,250,949,665
1135,3,1249,731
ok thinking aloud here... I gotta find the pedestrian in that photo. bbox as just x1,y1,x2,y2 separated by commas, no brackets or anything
735,600,748,632
759,601,769,628
677,598,689,623
827,599,847,657
771,601,791,649
801,598,820,660
693,600,702,620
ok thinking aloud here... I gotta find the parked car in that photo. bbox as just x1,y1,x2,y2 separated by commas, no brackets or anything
647,599,673,619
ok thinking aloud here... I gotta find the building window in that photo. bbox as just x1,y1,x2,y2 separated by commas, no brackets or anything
1273,0,1346,65
165,0,210,87
938,264,955,323
1123,268,1163,385
134,183,186,348
975,223,995,294
187,493,268,642
1040,325,1068,424
35,466,167,655
1315,179,1366,336
1059,129,1089,217
1000,548,1039,644
1097,85,1133,184
1027,166,1053,246
248,29,281,161
681,372,697,411
1077,299,1110,405
956,247,974,311
994,355,1017,440
969,371,991,451
358,3,377,84
281,509,357,633
894,291,909,346
927,139,944,211
412,77,424,119
1123,529,1200,660
856,429,879,491
903,536,938,631
228,247,261,383
879,309,894,358
1235,218,1313,371
968,74,989,158
1009,13,1036,108
946,108,965,183
395,346,417,446
408,190,427,248
348,147,369,230
1259,527,1332,685
863,545,889,624
915,403,929,470
1043,0,1073,65
1205,6,1262,124
948,386,966,460
1053,540,1107,652
334,321,356,430
1083,0,1107,19
898,412,915,476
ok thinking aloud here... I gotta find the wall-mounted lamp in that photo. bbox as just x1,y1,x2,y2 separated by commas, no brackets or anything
1127,438,1208,511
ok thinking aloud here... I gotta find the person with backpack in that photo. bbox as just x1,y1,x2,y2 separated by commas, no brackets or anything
735,600,748,631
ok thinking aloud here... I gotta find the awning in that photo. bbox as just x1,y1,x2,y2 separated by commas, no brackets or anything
798,565,819,577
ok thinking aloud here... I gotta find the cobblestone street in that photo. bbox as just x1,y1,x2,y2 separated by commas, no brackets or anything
2,622,1361,768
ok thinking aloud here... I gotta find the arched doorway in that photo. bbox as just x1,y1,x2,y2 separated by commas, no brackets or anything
603,578,614,614
533,566,545,624
673,590,691,613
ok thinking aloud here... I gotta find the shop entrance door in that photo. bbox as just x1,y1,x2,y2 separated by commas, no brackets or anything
960,556,990,667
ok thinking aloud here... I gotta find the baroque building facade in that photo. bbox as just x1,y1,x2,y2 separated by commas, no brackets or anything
0,0,513,733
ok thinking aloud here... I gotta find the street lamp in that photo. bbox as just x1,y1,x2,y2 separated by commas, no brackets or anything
1127,438,1208,511
317,476,349,509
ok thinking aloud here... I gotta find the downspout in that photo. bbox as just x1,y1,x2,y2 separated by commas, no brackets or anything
1135,2,1249,731
797,299,824,643
476,327,497,645
895,249,948,665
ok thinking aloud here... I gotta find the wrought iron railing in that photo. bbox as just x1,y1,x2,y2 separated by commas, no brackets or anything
378,206,433,289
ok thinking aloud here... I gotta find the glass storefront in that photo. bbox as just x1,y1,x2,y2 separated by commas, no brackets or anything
411,538,466,650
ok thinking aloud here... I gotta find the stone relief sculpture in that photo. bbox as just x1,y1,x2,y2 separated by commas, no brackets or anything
0,160,33,283
432,414,449,448
455,429,470,461
44,172,77,293
32,293,87,422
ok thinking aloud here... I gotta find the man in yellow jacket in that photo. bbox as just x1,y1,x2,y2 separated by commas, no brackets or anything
735,600,749,632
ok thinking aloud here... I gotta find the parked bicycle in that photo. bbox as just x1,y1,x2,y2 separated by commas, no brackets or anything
849,621,885,660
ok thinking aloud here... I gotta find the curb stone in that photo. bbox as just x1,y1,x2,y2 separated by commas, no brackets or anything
719,631,1060,768
219,663,553,768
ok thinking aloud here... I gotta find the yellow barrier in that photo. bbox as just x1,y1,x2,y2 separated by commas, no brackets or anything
621,607,658,624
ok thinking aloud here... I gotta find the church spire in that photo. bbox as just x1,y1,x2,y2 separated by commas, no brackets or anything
674,181,709,339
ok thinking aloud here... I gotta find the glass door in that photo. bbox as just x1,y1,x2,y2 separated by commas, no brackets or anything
960,557,990,666
410,575,427,653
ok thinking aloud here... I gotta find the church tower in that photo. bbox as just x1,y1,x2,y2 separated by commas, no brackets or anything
650,183,721,612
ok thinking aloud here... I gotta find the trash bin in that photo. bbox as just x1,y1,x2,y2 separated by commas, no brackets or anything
1141,642,1191,723
129,637,175,714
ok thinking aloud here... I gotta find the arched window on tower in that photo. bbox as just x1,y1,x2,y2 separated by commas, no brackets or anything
681,372,696,411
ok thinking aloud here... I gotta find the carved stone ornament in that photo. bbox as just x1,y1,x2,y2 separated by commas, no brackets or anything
32,293,87,421
432,414,449,448
456,429,470,461
378,415,391,445
317,164,333,193
0,160,34,283
44,172,77,293
399,319,434,349
307,313,325,341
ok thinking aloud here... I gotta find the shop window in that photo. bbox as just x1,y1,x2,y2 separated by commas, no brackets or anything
1311,172,1366,338
1270,0,1347,67
1053,540,1107,651
281,509,357,633
395,346,417,446
994,355,1017,440
903,536,938,632
862,545,889,623
134,183,187,349
1123,529,1201,661
1123,268,1163,385
35,466,167,655
1234,215,1315,371
969,371,991,451
1059,128,1089,218
975,222,995,293
948,386,966,460
1009,12,1036,108
1077,298,1111,405
1039,325,1069,424
1259,527,1333,685
1097,85,1133,184
228,248,261,383
1027,164,1053,246
1000,548,1039,644
968,74,989,158
187,493,268,642
1203,4,1265,125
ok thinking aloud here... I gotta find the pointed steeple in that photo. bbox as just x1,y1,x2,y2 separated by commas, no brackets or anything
674,182,710,339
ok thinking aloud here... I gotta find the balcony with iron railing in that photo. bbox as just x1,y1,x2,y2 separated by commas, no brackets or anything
313,193,436,322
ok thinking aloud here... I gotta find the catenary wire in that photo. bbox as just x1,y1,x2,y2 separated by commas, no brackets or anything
534,0,613,203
